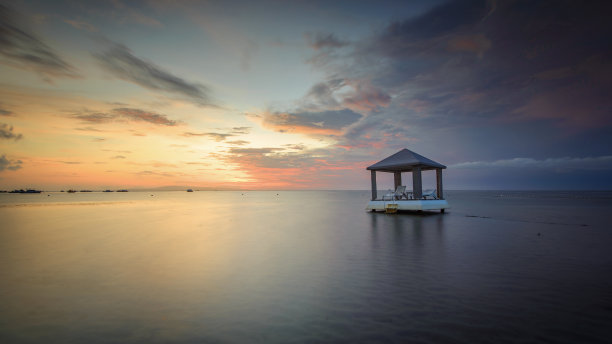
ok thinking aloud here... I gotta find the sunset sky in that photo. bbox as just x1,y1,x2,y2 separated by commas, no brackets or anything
1,0,611,190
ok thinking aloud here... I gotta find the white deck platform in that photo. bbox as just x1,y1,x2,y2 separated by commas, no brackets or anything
366,199,450,212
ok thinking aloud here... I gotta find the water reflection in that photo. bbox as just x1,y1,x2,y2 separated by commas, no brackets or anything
368,211,446,253
1,191,611,343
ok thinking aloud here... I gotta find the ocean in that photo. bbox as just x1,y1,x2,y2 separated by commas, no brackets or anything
1,190,611,343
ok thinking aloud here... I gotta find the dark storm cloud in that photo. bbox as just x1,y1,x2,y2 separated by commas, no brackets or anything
299,0,612,169
0,123,22,140
0,4,79,79
0,154,22,171
352,0,612,129
94,42,214,106
72,108,178,126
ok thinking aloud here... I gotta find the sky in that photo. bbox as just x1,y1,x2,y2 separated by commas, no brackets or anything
1,0,611,190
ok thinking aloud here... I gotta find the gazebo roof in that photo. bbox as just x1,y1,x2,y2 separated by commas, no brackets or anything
367,148,446,172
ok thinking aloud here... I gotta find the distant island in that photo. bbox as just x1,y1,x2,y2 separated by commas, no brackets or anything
8,189,42,194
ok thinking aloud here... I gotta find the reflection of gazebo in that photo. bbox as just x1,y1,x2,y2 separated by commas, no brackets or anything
366,148,449,212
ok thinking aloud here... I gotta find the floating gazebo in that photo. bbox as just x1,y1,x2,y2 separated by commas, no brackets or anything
366,148,450,213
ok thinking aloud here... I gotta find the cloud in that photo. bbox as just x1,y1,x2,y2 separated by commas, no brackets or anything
72,108,178,126
451,156,612,171
0,154,22,171
0,123,23,140
64,19,97,32
110,0,163,28
284,0,612,169
0,106,13,116
0,4,79,80
447,34,491,57
305,32,348,50
183,126,251,141
226,140,250,146
340,81,392,112
182,132,233,141
93,42,214,106
103,149,131,153
231,127,251,134
295,78,391,118
261,109,362,136
73,112,116,124
112,155,126,159
283,144,306,151
75,127,105,132
212,145,369,188
136,170,174,177
113,108,178,126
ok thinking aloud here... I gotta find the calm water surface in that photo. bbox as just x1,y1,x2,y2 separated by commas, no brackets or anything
1,191,611,343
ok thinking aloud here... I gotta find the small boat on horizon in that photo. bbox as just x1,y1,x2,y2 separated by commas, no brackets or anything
187,189,194,192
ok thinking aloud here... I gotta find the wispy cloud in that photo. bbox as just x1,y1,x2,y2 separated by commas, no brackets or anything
226,140,250,146
305,32,348,50
136,170,174,178
0,4,79,80
64,19,97,32
73,112,116,124
110,0,163,28
0,105,13,117
182,126,251,141
72,108,178,126
0,154,22,171
93,42,215,106
0,123,23,141
261,109,362,136
451,156,612,171
113,108,178,126
182,132,232,141
231,127,251,134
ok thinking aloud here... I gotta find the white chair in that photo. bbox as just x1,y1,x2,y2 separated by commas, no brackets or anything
383,185,407,200
422,189,437,199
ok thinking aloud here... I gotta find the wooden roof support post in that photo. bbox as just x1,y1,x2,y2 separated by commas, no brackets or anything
412,166,422,199
436,168,444,199
371,170,377,201
394,171,402,190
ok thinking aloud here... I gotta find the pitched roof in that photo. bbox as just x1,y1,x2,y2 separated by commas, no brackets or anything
367,148,446,172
